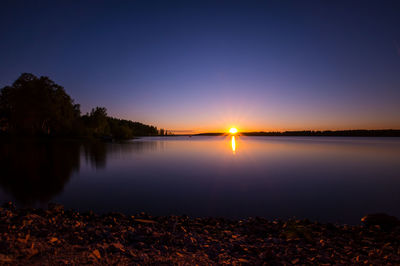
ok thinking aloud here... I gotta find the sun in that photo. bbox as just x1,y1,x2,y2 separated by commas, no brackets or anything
229,127,238,134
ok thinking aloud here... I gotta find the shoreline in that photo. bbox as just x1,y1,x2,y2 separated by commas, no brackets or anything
1,202,399,264
194,129,400,137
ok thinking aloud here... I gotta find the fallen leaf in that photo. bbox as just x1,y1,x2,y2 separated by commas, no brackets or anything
27,249,39,258
291,258,300,264
17,238,27,244
133,219,156,224
92,249,101,259
112,243,125,252
0,254,13,262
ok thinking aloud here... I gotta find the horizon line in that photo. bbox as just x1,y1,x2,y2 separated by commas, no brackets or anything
168,129,400,136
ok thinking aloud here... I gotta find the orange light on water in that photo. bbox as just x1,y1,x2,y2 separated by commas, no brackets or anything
231,136,236,154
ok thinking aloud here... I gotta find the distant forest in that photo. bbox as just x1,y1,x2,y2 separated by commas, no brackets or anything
241,130,400,137
196,130,400,137
0,73,169,139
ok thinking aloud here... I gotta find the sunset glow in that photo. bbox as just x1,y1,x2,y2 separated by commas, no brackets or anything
229,128,238,134
2,1,400,265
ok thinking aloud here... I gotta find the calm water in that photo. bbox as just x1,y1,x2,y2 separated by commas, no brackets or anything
1,136,399,224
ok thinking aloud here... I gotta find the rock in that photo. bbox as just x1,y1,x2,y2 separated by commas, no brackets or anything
361,213,400,230
1,201,400,264
107,212,126,219
2,201,16,210
48,203,64,213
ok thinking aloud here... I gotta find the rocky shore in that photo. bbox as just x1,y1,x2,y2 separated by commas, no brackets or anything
0,202,399,265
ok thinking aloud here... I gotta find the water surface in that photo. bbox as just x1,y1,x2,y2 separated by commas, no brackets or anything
1,136,399,224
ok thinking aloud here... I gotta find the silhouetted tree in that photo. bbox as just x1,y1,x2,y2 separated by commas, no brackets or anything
108,119,133,139
82,107,110,137
107,117,158,138
0,73,80,136
0,73,160,139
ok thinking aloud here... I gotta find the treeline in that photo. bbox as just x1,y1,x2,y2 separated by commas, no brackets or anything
242,130,400,137
80,107,159,139
0,73,165,139
195,130,400,137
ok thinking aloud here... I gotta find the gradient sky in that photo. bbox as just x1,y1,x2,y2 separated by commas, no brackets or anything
1,0,399,133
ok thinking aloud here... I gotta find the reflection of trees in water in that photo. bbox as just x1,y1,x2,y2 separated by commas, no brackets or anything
81,140,159,168
0,138,161,205
0,139,81,205
121,140,160,153
82,141,107,169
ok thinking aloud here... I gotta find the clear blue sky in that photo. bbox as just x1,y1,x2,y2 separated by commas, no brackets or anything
1,0,399,132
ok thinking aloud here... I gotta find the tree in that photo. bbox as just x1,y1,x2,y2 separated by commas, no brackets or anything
0,73,80,135
0,73,161,138
83,107,109,137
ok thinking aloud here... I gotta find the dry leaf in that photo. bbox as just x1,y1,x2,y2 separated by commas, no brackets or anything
92,249,101,259
133,219,156,224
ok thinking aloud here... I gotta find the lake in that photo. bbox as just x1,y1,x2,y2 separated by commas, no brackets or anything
1,136,399,224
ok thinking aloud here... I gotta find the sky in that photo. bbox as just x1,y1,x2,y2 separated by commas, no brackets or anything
1,0,399,133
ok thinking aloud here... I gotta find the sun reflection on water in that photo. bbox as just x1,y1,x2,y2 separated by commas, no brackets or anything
231,136,236,154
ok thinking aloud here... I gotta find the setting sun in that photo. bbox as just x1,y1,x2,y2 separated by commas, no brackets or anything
229,128,238,134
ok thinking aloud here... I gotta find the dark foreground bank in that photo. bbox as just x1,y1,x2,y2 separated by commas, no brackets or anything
1,203,399,265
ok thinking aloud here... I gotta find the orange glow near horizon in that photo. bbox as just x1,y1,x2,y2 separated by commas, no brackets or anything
229,127,238,134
